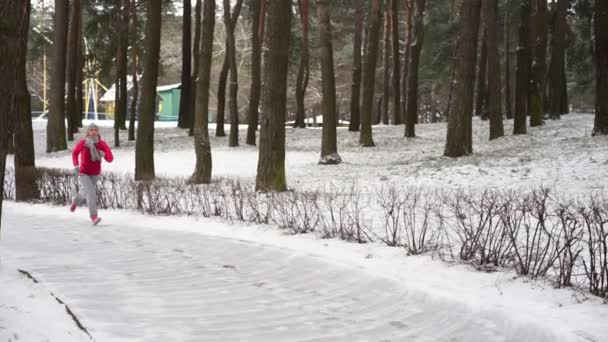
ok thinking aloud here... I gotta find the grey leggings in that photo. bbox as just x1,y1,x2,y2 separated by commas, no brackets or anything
73,175,99,218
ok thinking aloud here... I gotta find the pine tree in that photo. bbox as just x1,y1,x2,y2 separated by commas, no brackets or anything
1,1,31,230
294,0,310,129
594,0,608,135
225,0,244,147
548,0,569,119
484,0,504,140
359,0,383,147
192,0,216,184
514,0,530,135
390,0,401,125
47,0,69,153
317,0,341,165
529,0,548,127
444,0,482,157
348,0,364,132
246,0,264,145
404,0,426,137
178,0,192,129
256,0,292,191
135,0,162,181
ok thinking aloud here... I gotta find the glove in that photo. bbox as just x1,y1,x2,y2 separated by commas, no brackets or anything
74,165,80,173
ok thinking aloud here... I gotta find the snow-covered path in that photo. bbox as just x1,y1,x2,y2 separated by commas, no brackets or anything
1,204,566,342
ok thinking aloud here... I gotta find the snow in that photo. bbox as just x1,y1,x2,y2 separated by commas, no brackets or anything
20,114,608,194
0,264,91,342
2,202,608,341
3,114,608,340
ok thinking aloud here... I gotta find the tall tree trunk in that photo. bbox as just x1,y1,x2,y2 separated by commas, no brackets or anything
118,2,129,131
256,0,292,191
381,6,390,125
504,0,513,119
12,2,38,202
114,0,129,147
390,0,401,125
513,0,530,135
400,0,413,123
216,53,229,136
548,0,568,119
135,0,162,181
178,0,192,129
76,26,84,129
404,0,426,138
246,0,263,144
348,0,364,132
444,0,481,157
66,0,81,141
359,0,383,147
475,30,488,118
1,1,31,230
485,0,504,140
529,0,547,127
294,0,310,129
317,0,341,165
594,0,608,135
192,0,215,184
189,0,202,137
128,0,139,141
47,0,69,153
226,0,243,147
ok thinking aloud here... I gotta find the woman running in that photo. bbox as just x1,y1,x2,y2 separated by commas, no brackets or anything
70,123,114,225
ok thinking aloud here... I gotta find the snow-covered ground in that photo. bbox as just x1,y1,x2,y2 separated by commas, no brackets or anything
3,115,608,341
2,202,608,342
22,114,608,194
0,263,90,342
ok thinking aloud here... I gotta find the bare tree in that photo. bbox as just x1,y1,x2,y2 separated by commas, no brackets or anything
192,0,216,184
359,0,383,147
135,0,163,181
444,0,482,157
256,0,292,191
294,0,310,129
594,0,608,135
317,0,341,165
404,0,426,137
348,0,364,132
47,0,69,153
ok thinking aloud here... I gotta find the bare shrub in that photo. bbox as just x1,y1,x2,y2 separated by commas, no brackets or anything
504,189,563,278
401,188,440,255
554,201,585,287
580,195,608,298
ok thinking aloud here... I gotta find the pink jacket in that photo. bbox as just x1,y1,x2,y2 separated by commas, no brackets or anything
72,139,114,175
